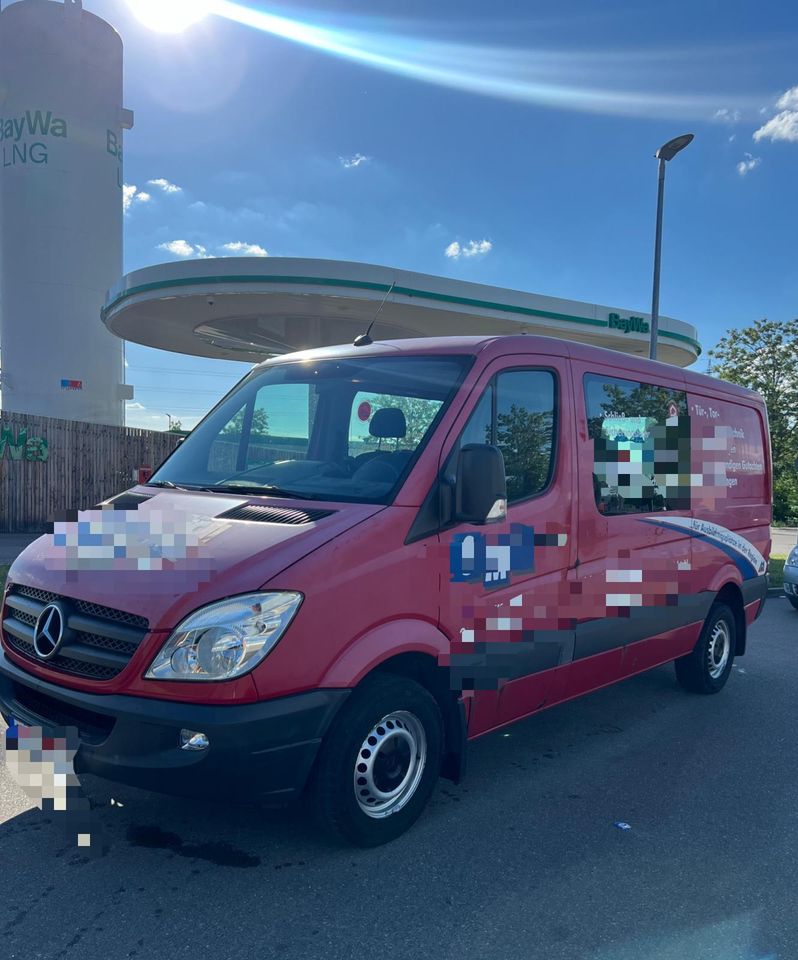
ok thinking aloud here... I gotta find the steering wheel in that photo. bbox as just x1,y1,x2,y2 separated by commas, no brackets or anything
352,457,402,482
319,459,355,479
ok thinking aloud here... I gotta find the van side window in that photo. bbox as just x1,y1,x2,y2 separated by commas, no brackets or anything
441,385,493,491
584,374,690,515
496,371,556,501
444,370,556,504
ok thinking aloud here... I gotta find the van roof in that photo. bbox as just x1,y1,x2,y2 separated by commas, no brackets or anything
257,334,764,406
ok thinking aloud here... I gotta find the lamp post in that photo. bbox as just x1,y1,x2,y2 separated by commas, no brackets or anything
166,413,173,431
649,133,694,360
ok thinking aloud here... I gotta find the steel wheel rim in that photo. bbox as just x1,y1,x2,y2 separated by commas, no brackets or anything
353,710,427,819
707,620,731,679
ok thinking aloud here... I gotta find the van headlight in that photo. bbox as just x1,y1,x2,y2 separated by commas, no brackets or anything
146,592,302,681
787,547,798,568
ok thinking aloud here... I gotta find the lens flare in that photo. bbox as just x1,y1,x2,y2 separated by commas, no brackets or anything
127,0,212,34
132,0,762,120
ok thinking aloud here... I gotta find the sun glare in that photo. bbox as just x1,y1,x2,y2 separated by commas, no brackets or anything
127,0,212,34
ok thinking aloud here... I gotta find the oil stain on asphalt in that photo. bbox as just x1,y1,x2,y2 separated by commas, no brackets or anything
126,824,261,868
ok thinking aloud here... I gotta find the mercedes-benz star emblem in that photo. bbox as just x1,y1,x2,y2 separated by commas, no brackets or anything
33,604,65,660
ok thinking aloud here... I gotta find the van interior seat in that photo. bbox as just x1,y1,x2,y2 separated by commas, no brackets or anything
352,407,408,478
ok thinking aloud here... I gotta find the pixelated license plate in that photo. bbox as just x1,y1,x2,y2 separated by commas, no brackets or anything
3,719,82,811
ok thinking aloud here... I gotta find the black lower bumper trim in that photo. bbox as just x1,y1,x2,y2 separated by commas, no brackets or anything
0,649,349,802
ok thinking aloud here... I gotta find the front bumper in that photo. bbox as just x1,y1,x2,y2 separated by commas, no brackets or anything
0,649,349,803
782,565,798,598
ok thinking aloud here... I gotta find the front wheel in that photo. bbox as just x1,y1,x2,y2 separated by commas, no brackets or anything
308,674,443,846
675,601,736,694
788,596,798,611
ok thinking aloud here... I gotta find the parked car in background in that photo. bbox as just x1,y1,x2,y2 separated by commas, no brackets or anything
783,544,798,610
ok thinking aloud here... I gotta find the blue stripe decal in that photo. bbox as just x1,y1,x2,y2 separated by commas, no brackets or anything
638,518,758,580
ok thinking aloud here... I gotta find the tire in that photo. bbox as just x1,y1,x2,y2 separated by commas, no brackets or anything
675,601,736,694
788,596,798,611
308,674,442,847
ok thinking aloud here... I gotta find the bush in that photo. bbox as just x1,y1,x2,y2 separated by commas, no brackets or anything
773,471,798,527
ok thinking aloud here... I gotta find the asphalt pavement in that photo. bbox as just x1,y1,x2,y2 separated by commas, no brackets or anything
1,599,796,960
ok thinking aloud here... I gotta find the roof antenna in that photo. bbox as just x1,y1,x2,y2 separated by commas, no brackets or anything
354,280,395,347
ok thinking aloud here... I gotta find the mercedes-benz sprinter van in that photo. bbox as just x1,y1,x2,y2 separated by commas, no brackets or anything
0,335,771,845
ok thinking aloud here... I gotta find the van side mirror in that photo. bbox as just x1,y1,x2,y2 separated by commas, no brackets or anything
455,444,507,524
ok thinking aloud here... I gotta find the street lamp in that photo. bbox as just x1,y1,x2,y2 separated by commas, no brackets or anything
648,133,694,361
166,413,173,431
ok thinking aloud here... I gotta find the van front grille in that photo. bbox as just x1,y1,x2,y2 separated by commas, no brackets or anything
1,585,149,682
12,585,149,630
9,682,115,744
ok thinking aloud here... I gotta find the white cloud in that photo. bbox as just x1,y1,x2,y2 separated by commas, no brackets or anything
123,184,151,213
754,112,798,142
713,108,741,124
125,401,199,432
125,401,167,431
148,177,183,194
776,86,798,110
445,239,493,259
340,153,371,169
728,134,736,143
753,86,798,142
736,153,761,176
220,241,269,257
158,240,213,258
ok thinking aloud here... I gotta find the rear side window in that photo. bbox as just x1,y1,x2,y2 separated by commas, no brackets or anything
687,395,767,506
584,374,689,515
446,369,557,504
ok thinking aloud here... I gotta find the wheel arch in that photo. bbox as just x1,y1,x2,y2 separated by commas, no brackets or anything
372,651,467,784
318,620,466,784
713,581,746,656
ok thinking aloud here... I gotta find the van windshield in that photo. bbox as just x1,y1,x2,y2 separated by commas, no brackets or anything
148,355,469,504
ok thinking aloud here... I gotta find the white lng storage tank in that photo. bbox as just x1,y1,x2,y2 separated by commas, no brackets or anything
0,0,133,425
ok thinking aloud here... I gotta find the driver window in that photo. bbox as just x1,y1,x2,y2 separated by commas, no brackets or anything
442,371,556,503
442,386,493,486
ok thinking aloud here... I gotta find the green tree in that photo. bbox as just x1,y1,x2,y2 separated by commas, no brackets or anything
708,319,798,525
221,406,270,438
167,419,183,433
495,405,554,501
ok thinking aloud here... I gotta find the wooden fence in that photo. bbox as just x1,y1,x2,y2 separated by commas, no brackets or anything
0,410,182,533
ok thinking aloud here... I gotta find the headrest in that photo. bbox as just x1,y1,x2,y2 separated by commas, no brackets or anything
369,407,406,439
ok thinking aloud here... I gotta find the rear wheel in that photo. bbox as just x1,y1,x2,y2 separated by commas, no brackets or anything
675,602,736,694
308,674,442,847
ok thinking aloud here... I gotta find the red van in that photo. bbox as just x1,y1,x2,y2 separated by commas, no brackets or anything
0,336,771,845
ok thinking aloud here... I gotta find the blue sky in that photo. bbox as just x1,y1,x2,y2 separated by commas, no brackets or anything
96,0,798,430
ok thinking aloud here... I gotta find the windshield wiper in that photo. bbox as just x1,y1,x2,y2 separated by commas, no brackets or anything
201,483,315,500
145,480,184,490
